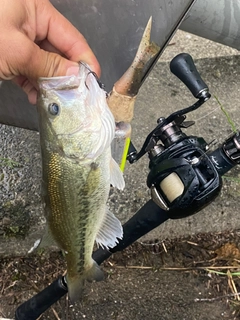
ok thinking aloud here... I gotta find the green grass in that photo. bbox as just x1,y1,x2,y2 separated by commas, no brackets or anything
214,95,238,133
206,269,240,277
223,176,240,183
0,157,21,168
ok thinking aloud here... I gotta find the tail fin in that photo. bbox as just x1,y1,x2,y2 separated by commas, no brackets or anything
67,260,104,303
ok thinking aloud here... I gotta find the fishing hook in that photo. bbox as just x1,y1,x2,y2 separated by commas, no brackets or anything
79,61,105,90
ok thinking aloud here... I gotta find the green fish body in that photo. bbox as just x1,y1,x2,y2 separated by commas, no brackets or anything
36,64,124,302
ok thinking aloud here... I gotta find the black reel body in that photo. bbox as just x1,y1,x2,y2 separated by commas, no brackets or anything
147,136,222,219
128,53,238,220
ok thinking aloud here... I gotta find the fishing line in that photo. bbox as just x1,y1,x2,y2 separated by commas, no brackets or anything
191,103,239,150
192,105,219,123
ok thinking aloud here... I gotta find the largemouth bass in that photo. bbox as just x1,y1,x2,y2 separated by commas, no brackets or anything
37,63,125,302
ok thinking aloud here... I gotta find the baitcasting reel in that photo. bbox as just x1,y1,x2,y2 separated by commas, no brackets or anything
128,53,240,219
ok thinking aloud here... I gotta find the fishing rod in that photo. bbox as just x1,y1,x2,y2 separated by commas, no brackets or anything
15,53,240,320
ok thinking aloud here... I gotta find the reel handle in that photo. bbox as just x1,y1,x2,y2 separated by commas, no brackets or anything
170,53,210,100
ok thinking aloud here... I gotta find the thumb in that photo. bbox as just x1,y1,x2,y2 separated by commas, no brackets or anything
16,37,80,80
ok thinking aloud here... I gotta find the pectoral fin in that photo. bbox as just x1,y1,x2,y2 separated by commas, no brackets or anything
110,157,125,190
95,207,123,249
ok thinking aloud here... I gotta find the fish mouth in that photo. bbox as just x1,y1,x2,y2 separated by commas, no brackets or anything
38,63,101,92
38,63,98,92
38,74,81,92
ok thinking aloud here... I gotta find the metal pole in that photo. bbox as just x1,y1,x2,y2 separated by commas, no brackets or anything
181,0,240,50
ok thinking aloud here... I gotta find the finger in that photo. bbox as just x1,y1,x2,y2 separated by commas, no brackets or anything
13,76,37,104
38,39,63,56
13,32,80,80
27,87,37,105
36,1,101,76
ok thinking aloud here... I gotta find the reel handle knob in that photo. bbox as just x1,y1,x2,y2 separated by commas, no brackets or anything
170,53,210,100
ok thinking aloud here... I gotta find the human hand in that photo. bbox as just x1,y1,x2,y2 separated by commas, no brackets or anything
0,0,100,104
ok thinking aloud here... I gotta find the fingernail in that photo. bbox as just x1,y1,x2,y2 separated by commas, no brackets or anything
66,64,79,76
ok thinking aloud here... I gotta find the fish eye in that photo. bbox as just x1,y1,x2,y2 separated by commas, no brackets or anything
48,103,60,116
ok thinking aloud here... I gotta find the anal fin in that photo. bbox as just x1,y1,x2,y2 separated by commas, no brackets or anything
95,207,123,249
